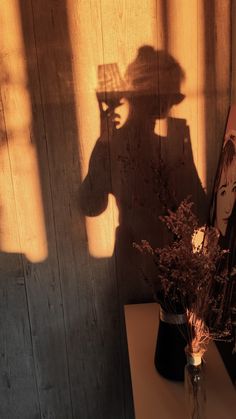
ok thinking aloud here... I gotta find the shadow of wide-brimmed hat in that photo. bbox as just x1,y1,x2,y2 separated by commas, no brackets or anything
96,46,185,104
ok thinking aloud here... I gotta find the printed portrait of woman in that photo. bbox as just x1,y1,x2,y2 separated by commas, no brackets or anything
214,131,236,244
210,124,236,384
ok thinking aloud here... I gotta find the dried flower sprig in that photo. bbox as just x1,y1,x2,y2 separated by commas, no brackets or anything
134,197,235,355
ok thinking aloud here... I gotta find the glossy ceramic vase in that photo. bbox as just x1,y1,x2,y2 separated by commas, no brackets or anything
185,350,206,419
154,306,187,381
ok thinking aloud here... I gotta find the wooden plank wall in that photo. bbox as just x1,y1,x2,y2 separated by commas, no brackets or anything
0,1,232,418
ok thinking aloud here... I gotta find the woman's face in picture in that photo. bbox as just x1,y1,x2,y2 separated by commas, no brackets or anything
216,160,236,236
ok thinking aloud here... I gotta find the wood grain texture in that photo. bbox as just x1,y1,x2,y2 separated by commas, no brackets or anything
15,1,75,418
0,253,41,419
20,0,126,418
232,0,236,103
0,1,233,418
202,0,231,202
0,47,40,418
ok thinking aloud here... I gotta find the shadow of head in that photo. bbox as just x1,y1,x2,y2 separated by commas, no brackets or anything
97,45,185,124
125,45,185,120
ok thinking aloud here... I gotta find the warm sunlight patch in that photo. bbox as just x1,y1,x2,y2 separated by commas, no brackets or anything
0,0,47,262
166,0,207,190
85,194,119,258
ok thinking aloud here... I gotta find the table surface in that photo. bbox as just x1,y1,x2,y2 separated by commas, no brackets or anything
124,303,236,419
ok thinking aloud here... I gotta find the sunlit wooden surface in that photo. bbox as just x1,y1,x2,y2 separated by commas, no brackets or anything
0,0,234,418
125,303,236,419
0,0,47,262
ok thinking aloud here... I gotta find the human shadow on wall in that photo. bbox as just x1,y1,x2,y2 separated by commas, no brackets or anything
79,46,206,304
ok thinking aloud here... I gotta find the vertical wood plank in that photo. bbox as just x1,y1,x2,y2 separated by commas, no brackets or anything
0,253,41,419
0,103,40,418
203,0,231,199
232,0,236,103
0,0,47,262
17,1,74,417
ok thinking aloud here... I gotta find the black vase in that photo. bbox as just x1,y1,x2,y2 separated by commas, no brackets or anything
154,307,187,381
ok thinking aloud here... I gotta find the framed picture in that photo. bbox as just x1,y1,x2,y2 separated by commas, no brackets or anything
210,105,236,384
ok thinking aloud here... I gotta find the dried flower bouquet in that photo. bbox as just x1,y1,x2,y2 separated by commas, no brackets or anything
134,197,236,356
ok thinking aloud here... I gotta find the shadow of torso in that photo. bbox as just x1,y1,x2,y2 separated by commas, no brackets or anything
80,116,206,303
